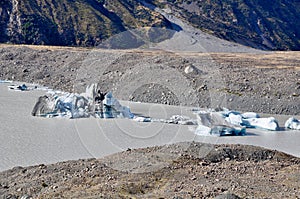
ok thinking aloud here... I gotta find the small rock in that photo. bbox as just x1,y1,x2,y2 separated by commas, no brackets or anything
214,193,241,199
184,66,194,74
6,194,17,199
21,195,32,199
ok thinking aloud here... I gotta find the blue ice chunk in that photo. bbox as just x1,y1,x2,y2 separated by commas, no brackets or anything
211,125,246,136
285,117,300,130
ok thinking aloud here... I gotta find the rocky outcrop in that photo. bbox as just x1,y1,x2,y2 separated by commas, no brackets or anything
146,0,300,50
0,0,175,46
1,0,300,49
0,0,11,42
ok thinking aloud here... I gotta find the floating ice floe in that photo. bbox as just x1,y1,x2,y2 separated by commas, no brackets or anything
242,117,279,131
195,111,246,136
134,115,197,125
163,115,197,125
220,109,279,131
32,84,134,119
241,112,260,119
133,116,152,122
8,83,49,91
194,108,281,136
0,80,13,83
8,84,30,91
102,91,134,119
285,117,300,130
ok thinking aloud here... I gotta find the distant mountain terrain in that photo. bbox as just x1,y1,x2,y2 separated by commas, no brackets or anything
0,0,174,46
146,0,300,50
0,0,300,49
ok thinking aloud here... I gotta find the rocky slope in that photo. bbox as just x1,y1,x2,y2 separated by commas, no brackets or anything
0,0,175,46
146,0,300,50
1,0,300,49
1,142,299,198
0,45,299,115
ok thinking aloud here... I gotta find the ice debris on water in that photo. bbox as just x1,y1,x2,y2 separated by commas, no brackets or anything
194,108,281,136
133,116,152,122
0,80,13,83
285,117,300,130
222,110,279,131
136,115,197,125
242,117,279,131
165,115,197,125
195,110,246,136
32,84,134,119
8,83,48,91
7,82,290,132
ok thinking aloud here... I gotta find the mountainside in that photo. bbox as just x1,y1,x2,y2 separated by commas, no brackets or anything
0,0,174,46
147,0,300,50
0,0,300,49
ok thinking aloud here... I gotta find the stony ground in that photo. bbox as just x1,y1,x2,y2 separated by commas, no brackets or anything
1,45,300,199
0,45,299,115
0,142,299,198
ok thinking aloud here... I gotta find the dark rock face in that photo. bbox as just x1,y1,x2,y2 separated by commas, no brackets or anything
0,0,11,43
146,0,300,50
1,0,300,49
0,0,174,46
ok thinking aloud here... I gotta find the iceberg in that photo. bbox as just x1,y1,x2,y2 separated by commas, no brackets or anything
241,112,260,119
195,111,246,136
219,109,279,131
103,91,134,119
242,117,279,131
194,108,281,136
32,85,134,119
32,92,90,118
285,117,300,130
225,112,243,126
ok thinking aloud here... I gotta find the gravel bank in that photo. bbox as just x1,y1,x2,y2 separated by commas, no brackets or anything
0,45,299,115
0,142,299,198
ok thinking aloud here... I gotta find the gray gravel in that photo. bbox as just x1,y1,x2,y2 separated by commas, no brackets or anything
0,142,299,198
0,45,299,115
